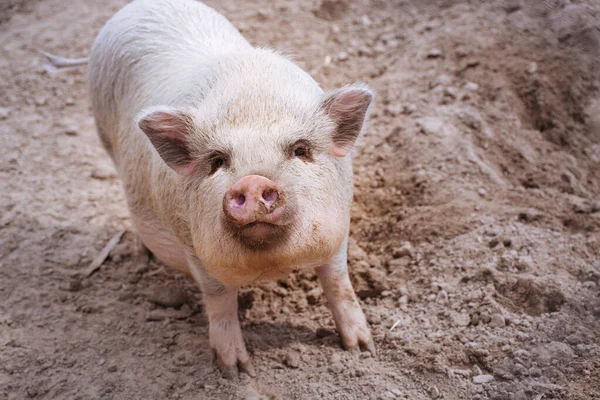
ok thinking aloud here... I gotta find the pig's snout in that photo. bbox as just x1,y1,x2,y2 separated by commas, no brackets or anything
223,175,285,228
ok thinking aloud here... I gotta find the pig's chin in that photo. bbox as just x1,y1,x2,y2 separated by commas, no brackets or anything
230,221,290,250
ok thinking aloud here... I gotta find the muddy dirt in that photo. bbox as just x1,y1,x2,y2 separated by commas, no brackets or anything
1,0,600,399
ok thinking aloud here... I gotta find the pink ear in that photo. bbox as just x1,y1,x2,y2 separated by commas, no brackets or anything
322,86,373,157
137,108,197,176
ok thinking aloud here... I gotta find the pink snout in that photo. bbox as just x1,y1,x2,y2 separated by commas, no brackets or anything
223,175,285,227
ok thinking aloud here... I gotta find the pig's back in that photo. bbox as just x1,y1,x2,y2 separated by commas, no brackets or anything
89,0,251,155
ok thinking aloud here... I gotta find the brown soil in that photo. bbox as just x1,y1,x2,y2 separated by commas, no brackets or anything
2,1,600,399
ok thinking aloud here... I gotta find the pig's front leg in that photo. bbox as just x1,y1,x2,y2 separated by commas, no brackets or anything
188,258,255,379
316,240,376,355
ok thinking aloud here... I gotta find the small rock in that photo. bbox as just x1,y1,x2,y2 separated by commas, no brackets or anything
463,82,479,91
98,358,106,366
146,284,188,308
366,309,381,324
67,279,83,292
63,125,79,136
527,62,538,74
337,51,348,61
316,327,335,338
329,352,342,364
436,290,448,305
306,287,322,305
392,242,413,259
146,306,192,321
0,107,10,120
512,363,528,376
432,74,452,87
534,342,575,366
283,351,300,369
529,367,542,377
35,96,47,106
430,386,440,399
426,48,443,58
108,365,118,373
472,374,494,384
313,0,347,21
451,312,471,327
91,164,117,180
489,313,505,328
443,87,458,99
329,362,344,374
386,104,403,117
418,117,447,136
516,256,533,271
477,188,487,197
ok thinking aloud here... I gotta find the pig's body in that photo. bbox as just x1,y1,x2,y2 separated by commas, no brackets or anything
89,0,374,378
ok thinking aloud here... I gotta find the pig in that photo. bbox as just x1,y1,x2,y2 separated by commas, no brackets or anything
88,0,374,378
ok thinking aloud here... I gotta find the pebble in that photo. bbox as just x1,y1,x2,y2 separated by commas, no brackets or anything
306,287,322,305
516,256,533,271
443,87,458,99
91,164,117,180
63,124,79,136
489,313,505,327
436,290,448,305
283,351,300,369
146,306,192,321
329,362,344,374
0,107,10,120
477,188,487,197
386,104,403,117
146,284,188,308
472,374,494,384
513,363,527,376
337,51,348,61
418,117,447,136
66,279,83,292
392,242,413,258
534,341,575,366
463,82,479,91
316,327,335,338
108,365,118,373
451,312,471,327
527,62,538,74
426,48,443,58
329,352,342,364
432,74,452,87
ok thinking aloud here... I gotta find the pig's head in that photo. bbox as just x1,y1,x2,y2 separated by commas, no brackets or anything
136,52,373,285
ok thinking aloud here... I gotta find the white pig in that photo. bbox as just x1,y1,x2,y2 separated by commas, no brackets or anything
88,0,374,378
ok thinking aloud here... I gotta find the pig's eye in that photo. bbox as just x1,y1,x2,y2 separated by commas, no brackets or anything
291,141,312,161
208,152,227,175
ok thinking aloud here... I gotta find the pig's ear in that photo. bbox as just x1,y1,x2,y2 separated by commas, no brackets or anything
321,85,374,157
137,107,197,176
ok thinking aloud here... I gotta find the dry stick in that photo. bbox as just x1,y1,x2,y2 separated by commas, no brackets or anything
84,230,125,277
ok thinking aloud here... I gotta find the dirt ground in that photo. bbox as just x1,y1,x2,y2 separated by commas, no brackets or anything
1,0,600,399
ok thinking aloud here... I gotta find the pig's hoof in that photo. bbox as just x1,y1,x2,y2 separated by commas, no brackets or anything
213,350,256,380
340,329,376,357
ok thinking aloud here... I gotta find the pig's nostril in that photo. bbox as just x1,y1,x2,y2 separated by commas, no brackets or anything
262,190,278,205
233,193,246,207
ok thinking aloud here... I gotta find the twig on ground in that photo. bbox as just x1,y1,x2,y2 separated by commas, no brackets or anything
84,230,125,277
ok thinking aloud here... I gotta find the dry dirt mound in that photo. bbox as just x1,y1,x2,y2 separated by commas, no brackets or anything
1,0,600,399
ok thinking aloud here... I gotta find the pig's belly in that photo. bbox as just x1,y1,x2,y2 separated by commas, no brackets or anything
132,214,190,274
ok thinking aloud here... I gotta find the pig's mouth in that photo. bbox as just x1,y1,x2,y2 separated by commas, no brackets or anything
226,220,290,250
